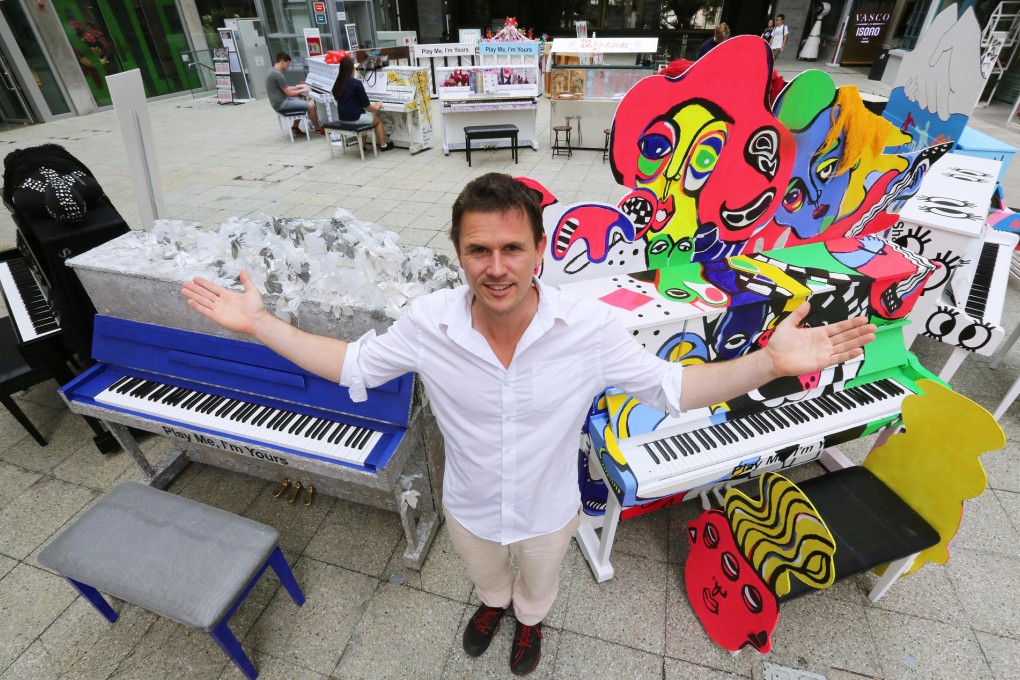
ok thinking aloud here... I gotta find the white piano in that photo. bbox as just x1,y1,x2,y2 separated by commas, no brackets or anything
894,153,1017,381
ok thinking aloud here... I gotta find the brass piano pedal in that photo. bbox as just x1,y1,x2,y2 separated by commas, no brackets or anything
303,484,315,506
286,481,303,504
272,479,290,498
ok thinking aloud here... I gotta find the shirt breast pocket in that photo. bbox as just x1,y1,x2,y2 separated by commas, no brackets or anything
532,359,586,412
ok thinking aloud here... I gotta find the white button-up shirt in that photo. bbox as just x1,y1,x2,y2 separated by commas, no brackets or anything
341,278,684,544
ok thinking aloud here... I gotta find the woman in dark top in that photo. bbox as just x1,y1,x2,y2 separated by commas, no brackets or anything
331,56,392,151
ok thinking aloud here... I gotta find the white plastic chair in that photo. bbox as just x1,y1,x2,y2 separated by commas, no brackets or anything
277,112,311,143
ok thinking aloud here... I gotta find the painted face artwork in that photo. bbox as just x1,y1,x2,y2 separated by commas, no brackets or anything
765,70,914,249
686,473,837,654
611,36,794,266
685,510,779,652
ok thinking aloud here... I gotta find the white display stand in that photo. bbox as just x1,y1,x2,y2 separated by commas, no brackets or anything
411,43,478,98
548,37,657,150
435,41,542,155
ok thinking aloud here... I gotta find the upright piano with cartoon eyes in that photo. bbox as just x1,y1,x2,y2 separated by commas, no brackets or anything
563,235,941,582
889,152,1016,382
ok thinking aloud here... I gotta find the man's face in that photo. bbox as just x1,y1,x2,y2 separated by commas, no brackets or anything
776,17,784,25
279,60,291,71
456,209,546,321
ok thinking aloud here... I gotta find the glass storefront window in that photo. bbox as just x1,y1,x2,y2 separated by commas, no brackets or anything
51,0,198,106
0,1,70,115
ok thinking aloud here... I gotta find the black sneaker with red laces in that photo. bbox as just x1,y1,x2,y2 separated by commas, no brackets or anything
462,603,507,657
510,620,542,676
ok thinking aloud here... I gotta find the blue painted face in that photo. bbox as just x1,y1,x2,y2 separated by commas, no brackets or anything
773,110,853,240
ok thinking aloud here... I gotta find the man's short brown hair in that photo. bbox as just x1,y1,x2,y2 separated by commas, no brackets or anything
450,173,545,251
276,52,291,63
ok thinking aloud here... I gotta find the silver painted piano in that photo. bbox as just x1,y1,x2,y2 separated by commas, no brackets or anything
59,227,449,569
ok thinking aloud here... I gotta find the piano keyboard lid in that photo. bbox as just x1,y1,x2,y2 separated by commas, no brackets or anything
89,315,415,428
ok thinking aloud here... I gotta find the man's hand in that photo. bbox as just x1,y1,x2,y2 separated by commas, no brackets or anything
181,270,268,336
764,301,876,378
679,301,876,412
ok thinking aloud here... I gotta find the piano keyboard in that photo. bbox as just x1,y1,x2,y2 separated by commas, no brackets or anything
95,376,383,466
960,234,1013,326
621,378,910,494
0,257,60,342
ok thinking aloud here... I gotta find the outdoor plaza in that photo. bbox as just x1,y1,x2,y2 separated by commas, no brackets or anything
1,58,1020,680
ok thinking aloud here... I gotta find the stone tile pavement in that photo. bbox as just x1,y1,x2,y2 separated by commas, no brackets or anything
0,63,1019,679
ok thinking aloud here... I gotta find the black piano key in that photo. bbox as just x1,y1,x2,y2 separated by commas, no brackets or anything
656,438,678,460
964,241,998,319
352,427,374,449
266,410,289,430
310,419,334,440
147,384,174,402
674,434,694,457
294,417,321,438
322,422,345,442
289,414,311,434
342,425,363,447
332,423,354,445
180,390,205,409
253,406,276,426
236,403,261,422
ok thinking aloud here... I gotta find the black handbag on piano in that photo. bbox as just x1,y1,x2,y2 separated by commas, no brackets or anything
2,144,130,360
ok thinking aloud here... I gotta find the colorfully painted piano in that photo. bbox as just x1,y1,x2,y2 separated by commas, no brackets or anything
563,236,941,581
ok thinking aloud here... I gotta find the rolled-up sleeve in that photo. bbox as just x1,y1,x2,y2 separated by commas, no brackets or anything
340,306,421,402
598,314,684,415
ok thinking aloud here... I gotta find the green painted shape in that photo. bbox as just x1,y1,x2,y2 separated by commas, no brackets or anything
776,70,837,132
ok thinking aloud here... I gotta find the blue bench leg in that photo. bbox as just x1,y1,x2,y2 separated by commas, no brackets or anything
268,546,305,606
67,577,118,623
210,620,258,680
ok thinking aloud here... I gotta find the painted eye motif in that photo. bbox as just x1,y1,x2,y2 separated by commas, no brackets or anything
723,333,748,350
664,287,693,301
704,522,720,548
649,239,670,255
925,308,959,338
958,321,993,350
684,131,725,192
639,133,673,160
676,237,692,251
783,181,804,213
816,158,838,182
721,551,740,581
636,120,676,181
742,584,764,613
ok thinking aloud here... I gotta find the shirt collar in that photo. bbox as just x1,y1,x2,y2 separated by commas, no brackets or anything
439,277,574,336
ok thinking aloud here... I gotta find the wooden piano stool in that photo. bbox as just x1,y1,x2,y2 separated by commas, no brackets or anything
38,481,305,680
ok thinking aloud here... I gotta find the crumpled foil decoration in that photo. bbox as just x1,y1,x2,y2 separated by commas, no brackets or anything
120,209,462,322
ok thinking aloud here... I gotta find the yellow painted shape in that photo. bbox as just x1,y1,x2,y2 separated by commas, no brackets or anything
724,472,836,597
864,380,1006,575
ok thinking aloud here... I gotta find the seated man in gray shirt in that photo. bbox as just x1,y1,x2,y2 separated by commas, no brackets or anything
182,173,876,676
266,52,322,136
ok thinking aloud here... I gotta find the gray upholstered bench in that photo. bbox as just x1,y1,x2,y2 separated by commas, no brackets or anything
38,481,304,680
464,124,519,167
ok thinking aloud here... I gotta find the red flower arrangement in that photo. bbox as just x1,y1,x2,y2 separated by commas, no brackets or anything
69,19,113,65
